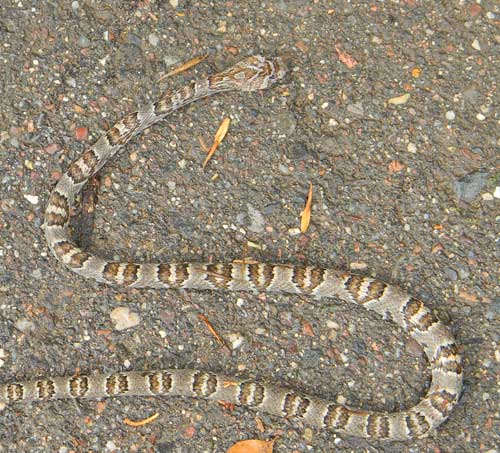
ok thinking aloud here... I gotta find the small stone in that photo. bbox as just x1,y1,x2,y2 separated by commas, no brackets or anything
169,0,179,6
346,102,364,116
388,93,410,105
327,320,340,329
482,193,493,201
471,38,481,50
148,33,159,47
476,113,486,121
226,333,245,350
278,163,291,175
495,350,500,363
454,171,488,202
78,35,91,48
247,204,265,233
14,318,36,334
493,187,500,199
105,440,118,452
407,143,417,153
443,267,458,281
445,110,455,120
288,227,301,236
110,307,140,331
23,194,39,205
32,269,42,279
336,394,347,405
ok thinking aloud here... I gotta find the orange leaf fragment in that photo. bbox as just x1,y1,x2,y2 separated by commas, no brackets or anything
227,438,276,453
300,183,313,233
203,117,231,169
123,412,159,427
335,45,358,68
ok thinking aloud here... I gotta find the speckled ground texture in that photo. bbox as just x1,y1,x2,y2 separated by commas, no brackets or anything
0,1,499,452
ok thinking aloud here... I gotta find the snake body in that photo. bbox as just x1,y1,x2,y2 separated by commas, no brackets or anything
0,56,462,441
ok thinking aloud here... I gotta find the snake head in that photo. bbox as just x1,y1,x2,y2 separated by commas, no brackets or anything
211,55,287,92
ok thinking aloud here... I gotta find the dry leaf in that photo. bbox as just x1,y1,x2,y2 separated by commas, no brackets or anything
300,183,313,233
158,53,208,81
123,412,159,427
227,438,276,453
203,117,231,168
335,46,358,68
388,93,410,105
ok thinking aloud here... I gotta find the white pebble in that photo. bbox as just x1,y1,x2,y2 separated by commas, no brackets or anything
471,38,481,51
445,110,455,120
105,441,118,452
227,333,245,350
476,113,486,121
493,186,500,199
148,33,159,47
326,320,340,329
14,318,35,333
23,194,39,205
288,227,301,236
482,193,493,201
407,143,417,153
169,0,178,7
110,307,140,331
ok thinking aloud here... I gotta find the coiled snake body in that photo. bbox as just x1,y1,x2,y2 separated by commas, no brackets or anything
0,56,462,441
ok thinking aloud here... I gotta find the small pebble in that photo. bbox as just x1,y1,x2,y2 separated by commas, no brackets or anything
476,113,486,121
494,187,500,199
23,194,39,205
247,204,265,233
226,333,245,350
148,33,159,47
445,110,456,120
407,143,417,153
471,38,481,50
110,307,141,331
482,193,493,201
14,318,36,334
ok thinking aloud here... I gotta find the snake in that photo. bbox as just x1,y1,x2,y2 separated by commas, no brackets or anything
0,55,463,441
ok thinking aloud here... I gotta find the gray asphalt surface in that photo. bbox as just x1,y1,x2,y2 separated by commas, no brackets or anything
0,1,499,452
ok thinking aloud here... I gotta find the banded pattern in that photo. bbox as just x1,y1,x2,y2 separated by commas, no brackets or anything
0,55,463,441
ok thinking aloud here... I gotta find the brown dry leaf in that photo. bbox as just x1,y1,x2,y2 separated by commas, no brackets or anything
158,53,208,81
227,438,276,453
300,183,313,233
203,117,231,169
123,412,159,427
335,45,358,68
388,93,410,105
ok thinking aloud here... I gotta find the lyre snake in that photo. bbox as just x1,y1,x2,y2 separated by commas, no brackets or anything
0,55,463,441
